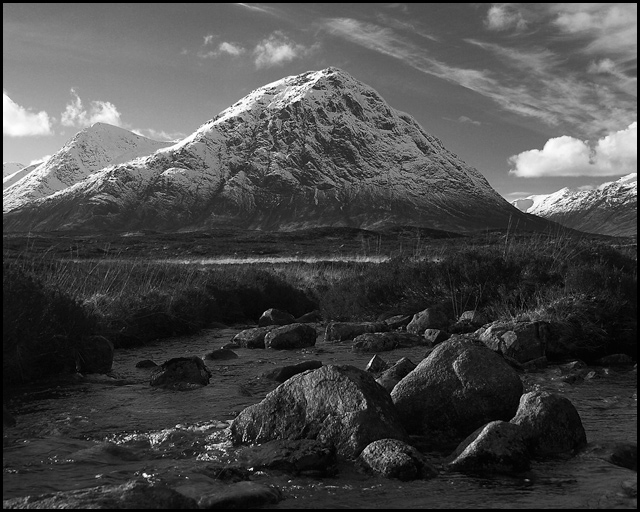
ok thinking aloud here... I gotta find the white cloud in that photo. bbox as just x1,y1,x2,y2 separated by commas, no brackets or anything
61,88,123,128
253,32,307,68
3,92,53,137
132,127,187,142
218,42,246,56
509,122,637,177
203,34,216,46
484,4,527,32
458,115,481,126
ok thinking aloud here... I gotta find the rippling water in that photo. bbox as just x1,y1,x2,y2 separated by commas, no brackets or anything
3,327,637,508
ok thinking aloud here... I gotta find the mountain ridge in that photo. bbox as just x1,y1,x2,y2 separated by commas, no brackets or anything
4,68,564,234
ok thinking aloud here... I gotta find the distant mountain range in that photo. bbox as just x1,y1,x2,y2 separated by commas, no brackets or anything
2,68,573,234
512,174,637,237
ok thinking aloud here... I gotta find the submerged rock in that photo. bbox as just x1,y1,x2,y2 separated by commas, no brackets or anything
261,360,323,383
446,421,530,474
149,356,211,390
237,439,337,476
198,482,282,509
510,390,587,456
357,438,438,481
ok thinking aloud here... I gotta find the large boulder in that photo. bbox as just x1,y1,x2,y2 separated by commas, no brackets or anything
149,356,211,390
258,308,296,327
406,307,449,334
264,323,317,350
324,321,388,342
75,335,114,374
229,364,409,459
357,438,438,481
479,321,551,364
445,421,530,474
510,391,587,456
2,480,197,509
390,338,523,442
232,326,276,349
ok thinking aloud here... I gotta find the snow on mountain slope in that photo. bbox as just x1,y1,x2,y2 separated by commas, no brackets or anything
3,123,174,212
4,68,552,234
3,162,25,178
512,174,637,237
3,162,42,190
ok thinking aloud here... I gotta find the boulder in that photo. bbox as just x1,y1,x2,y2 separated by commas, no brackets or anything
445,421,530,474
237,439,337,476
324,321,388,342
294,310,323,323
357,438,438,481
258,308,296,327
198,482,282,509
406,307,450,334
2,480,197,509
230,364,409,459
391,338,523,442
375,357,416,393
423,329,449,345
232,326,276,349
75,335,114,374
204,348,238,360
459,310,488,326
383,314,412,330
479,321,550,364
135,359,158,368
352,332,402,352
261,360,323,383
365,354,389,373
510,391,587,456
149,356,211,390
580,442,637,471
264,323,317,350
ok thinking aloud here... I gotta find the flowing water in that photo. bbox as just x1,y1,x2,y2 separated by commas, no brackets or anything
3,327,637,509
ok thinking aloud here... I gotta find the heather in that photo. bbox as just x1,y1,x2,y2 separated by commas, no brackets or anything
3,230,636,383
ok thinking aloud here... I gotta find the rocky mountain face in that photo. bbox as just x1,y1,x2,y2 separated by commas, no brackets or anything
4,68,552,233
512,174,637,237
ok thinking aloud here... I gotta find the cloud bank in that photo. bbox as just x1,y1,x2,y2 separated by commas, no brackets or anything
509,122,637,177
3,92,53,137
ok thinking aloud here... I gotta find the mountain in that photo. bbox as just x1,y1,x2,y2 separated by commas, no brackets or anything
3,162,41,191
4,68,554,234
512,174,637,238
3,123,174,213
3,162,25,178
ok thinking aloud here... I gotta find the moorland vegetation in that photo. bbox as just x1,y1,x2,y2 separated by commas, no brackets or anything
3,227,637,385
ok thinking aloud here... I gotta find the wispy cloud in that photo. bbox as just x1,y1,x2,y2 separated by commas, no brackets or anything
60,88,123,128
132,128,187,142
509,122,637,178
484,4,528,32
3,91,53,137
457,116,481,126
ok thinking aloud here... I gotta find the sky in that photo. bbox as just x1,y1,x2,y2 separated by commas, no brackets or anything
3,3,637,201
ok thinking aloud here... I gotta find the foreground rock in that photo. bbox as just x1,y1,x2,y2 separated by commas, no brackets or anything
357,438,438,481
230,364,408,459
2,480,197,509
391,338,523,442
324,321,388,342
264,323,317,349
510,391,587,456
149,356,211,390
446,421,530,474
